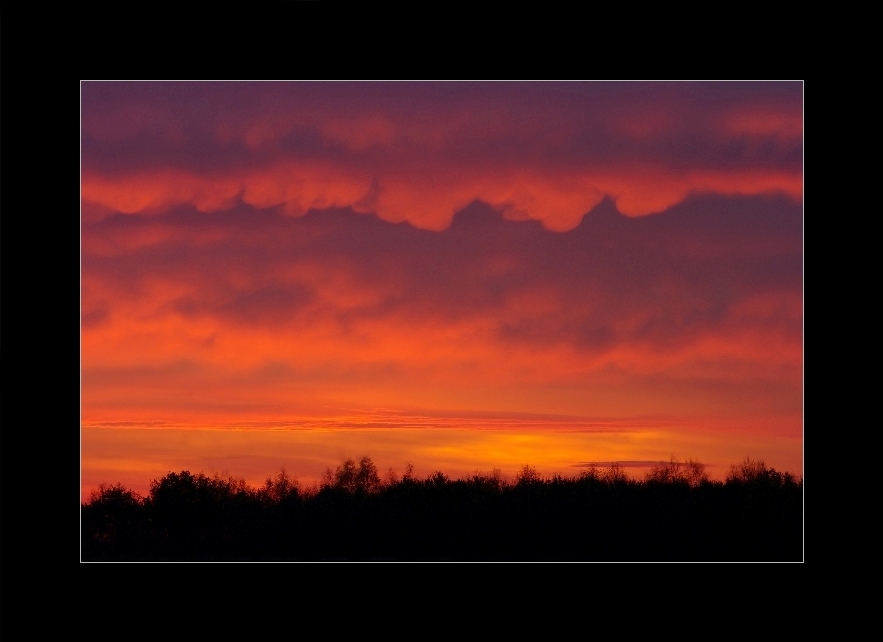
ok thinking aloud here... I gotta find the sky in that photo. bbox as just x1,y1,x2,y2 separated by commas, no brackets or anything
81,81,803,499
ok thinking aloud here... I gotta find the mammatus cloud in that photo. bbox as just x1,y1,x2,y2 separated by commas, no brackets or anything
82,82,802,230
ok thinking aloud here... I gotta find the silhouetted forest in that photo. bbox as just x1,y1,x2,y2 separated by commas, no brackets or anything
81,456,803,561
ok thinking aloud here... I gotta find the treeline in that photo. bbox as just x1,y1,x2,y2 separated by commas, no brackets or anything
81,457,803,561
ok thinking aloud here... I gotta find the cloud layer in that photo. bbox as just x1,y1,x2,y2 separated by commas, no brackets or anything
82,82,802,229
83,194,802,433
81,82,803,488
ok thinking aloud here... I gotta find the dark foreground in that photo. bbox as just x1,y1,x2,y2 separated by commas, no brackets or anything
82,458,803,561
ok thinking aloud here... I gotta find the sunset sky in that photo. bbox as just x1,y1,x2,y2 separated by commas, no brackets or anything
81,81,803,499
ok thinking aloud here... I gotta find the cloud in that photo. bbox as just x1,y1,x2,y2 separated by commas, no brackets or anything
80,83,804,495
82,192,802,429
574,461,670,468
81,82,803,229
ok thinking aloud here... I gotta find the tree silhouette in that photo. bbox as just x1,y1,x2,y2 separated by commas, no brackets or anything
726,457,800,487
646,456,708,487
602,462,629,484
323,456,381,493
515,465,542,486
83,456,803,561
261,468,299,502
82,483,144,548
426,471,449,486
356,456,381,493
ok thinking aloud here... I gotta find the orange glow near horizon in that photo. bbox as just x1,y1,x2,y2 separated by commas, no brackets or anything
81,82,803,499
81,424,803,503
